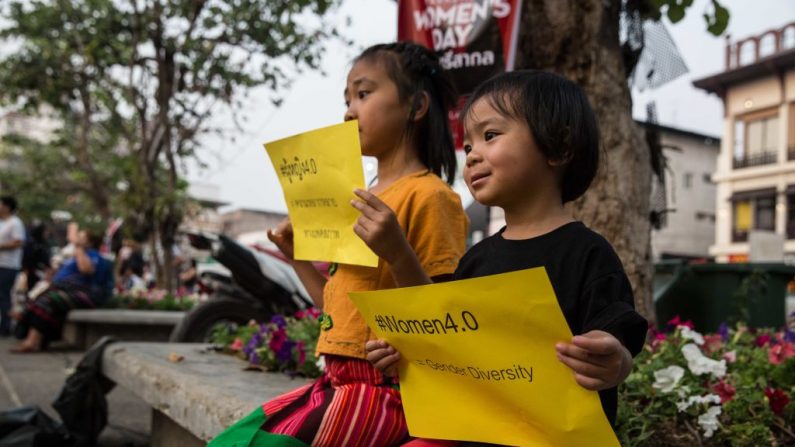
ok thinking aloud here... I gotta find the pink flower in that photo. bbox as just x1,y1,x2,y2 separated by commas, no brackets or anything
667,315,694,330
230,337,243,351
722,350,737,363
764,388,790,415
713,380,736,404
655,332,667,341
702,334,723,355
295,310,305,320
755,334,772,347
767,342,795,365
307,307,322,319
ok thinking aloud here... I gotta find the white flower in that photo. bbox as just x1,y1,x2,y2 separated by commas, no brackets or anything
676,393,721,412
697,405,722,438
316,355,326,371
680,326,705,345
681,343,726,378
652,365,685,393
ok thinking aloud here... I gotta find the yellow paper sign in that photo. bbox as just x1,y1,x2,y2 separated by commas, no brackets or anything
349,268,620,447
264,121,378,267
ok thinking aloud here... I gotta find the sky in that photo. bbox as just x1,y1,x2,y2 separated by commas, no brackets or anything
187,0,795,213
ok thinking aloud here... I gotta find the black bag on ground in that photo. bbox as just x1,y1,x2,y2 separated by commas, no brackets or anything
0,406,71,447
51,336,116,447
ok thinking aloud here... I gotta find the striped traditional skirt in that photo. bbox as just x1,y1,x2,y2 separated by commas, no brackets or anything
209,355,411,447
18,283,95,342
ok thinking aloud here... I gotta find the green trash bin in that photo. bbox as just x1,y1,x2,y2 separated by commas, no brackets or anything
653,261,795,332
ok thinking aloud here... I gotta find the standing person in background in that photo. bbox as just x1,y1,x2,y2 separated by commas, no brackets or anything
0,196,25,337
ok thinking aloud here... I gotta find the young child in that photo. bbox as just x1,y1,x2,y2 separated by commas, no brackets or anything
208,42,469,447
364,70,648,445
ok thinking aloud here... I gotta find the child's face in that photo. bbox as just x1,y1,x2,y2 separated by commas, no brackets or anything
462,98,558,208
344,59,410,158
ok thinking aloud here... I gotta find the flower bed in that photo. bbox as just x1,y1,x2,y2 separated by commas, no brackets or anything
211,308,324,378
102,289,202,311
214,311,795,445
616,316,794,446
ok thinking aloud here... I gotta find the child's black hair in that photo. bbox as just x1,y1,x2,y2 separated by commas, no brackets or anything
461,70,600,203
355,42,458,184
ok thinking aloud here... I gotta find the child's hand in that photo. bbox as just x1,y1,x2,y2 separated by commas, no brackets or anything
351,189,411,265
555,330,632,391
267,218,295,260
365,339,401,377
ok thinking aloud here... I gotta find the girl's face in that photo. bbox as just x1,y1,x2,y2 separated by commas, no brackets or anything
344,58,410,158
462,98,559,209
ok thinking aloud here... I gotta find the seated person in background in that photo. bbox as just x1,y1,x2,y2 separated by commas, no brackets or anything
11,229,113,353
178,258,197,294
118,258,146,293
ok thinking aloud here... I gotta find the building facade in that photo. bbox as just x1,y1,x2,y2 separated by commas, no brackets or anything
694,22,795,262
647,123,720,260
220,208,286,239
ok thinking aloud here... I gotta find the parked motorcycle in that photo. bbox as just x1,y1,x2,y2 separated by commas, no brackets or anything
169,232,317,342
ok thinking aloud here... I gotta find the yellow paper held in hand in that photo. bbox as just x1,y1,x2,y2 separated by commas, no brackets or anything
349,268,620,447
264,121,377,267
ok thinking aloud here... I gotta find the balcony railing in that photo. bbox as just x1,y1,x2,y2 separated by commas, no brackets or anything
733,151,777,169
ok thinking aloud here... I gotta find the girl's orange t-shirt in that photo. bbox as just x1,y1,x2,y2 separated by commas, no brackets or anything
316,170,468,359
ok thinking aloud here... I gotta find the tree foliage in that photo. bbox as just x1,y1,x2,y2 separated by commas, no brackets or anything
0,0,344,288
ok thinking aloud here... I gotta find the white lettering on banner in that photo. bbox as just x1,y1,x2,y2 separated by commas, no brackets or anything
440,50,495,69
412,1,511,32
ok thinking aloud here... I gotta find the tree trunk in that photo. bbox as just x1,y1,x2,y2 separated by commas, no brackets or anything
515,0,654,320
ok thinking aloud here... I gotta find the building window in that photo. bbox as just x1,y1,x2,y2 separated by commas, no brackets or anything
787,191,795,239
695,211,716,223
734,110,779,169
683,172,693,189
789,103,795,160
703,173,712,184
732,189,776,242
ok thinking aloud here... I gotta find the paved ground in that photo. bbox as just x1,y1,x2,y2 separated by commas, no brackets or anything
0,336,150,446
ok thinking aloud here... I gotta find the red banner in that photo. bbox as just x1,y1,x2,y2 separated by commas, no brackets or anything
398,0,522,148
398,0,522,96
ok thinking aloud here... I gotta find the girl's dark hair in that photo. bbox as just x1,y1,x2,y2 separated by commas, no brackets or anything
355,42,458,184
461,70,600,203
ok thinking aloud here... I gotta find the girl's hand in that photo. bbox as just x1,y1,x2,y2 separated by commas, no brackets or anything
555,330,632,391
267,218,295,260
365,339,401,377
351,189,411,265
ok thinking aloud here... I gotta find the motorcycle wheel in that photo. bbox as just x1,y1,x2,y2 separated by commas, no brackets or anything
169,295,273,343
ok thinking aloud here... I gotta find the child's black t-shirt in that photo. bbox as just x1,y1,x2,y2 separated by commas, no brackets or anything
453,221,648,426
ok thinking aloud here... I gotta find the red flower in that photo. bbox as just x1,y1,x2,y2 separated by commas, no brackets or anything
702,334,723,355
307,307,322,318
713,380,736,404
667,315,694,330
295,310,305,320
755,334,772,347
768,342,795,365
230,337,243,351
764,388,790,415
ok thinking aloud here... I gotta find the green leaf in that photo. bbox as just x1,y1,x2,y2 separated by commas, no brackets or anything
667,4,686,23
705,0,730,36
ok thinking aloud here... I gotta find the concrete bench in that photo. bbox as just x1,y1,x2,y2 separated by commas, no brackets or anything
64,309,185,349
102,342,311,446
